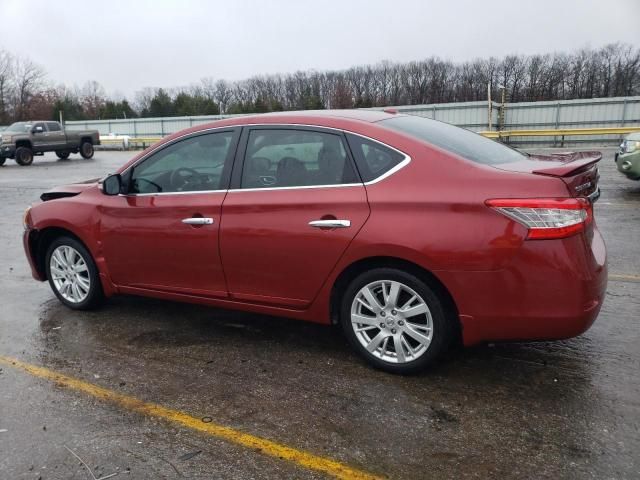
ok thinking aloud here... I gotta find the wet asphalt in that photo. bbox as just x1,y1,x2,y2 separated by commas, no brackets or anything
0,147,638,480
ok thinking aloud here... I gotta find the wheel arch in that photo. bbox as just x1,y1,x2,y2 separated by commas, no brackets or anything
329,256,462,342
31,226,89,281
15,140,32,150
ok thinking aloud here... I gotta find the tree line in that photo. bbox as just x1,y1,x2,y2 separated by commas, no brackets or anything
1,43,638,124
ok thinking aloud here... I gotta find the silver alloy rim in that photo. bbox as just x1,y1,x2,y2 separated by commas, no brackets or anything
351,280,433,364
49,245,90,303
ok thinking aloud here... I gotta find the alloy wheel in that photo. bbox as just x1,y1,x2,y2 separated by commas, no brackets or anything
350,280,433,364
49,245,91,304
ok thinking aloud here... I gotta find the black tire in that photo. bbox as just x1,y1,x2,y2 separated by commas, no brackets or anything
0,157,5,166
56,150,71,160
340,268,453,374
45,236,104,310
15,146,34,166
79,141,94,159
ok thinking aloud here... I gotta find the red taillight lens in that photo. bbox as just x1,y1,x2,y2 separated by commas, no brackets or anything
486,198,593,240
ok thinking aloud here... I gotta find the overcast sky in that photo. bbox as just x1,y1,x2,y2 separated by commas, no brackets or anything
1,0,638,98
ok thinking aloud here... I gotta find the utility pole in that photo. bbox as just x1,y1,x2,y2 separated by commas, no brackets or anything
498,85,506,131
59,110,63,126
487,83,492,130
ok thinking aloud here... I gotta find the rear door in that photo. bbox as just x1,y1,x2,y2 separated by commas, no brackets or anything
45,122,66,149
220,126,369,308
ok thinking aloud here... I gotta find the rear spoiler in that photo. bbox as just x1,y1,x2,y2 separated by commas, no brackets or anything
529,151,602,177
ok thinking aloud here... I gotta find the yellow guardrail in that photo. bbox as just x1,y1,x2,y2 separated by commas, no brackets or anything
99,127,640,150
479,126,640,139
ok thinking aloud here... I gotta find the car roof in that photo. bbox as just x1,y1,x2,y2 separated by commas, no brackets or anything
202,109,400,128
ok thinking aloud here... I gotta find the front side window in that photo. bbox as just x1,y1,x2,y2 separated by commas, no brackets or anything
129,132,234,194
33,122,46,133
46,122,62,132
241,129,357,189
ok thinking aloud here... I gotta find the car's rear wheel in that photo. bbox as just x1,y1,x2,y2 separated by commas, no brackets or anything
340,268,452,374
56,150,70,160
79,141,94,159
45,236,104,310
15,147,34,166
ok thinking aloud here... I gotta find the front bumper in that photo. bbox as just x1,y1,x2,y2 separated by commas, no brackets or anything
23,227,45,281
616,151,640,180
0,144,15,158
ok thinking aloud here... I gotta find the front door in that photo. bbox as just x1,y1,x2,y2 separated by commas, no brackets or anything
220,126,370,308
31,122,49,151
100,129,239,297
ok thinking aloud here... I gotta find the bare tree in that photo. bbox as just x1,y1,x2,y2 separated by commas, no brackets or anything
12,58,45,120
0,50,13,124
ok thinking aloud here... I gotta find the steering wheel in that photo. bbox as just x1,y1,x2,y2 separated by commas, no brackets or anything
135,177,163,193
170,167,201,190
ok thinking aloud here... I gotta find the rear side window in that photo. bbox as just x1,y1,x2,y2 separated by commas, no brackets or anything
346,134,405,182
380,115,526,165
46,122,61,132
241,129,358,189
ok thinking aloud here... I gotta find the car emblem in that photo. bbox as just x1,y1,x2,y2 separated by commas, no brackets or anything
575,181,592,193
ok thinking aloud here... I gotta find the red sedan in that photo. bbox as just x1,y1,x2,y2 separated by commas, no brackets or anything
22,111,607,373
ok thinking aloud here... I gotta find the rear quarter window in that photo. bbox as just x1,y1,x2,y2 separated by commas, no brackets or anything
346,134,406,182
380,115,526,165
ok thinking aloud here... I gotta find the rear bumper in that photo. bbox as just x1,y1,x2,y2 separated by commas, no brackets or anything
439,228,607,346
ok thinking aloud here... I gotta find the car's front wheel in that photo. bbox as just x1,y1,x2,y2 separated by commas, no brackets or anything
340,268,453,374
45,236,104,310
15,146,33,166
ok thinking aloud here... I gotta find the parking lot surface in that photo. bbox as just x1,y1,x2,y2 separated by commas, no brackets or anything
1,148,639,479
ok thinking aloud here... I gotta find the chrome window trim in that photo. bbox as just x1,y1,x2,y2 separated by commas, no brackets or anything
118,189,227,198
119,123,411,196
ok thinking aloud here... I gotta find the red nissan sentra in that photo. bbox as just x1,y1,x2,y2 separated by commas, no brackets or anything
22,110,607,373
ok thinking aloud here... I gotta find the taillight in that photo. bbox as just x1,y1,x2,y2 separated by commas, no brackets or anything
486,198,593,240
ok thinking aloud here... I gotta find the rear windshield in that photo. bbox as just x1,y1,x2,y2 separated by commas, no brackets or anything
380,115,526,165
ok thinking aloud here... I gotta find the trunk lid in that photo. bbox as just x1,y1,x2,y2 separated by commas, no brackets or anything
493,151,601,200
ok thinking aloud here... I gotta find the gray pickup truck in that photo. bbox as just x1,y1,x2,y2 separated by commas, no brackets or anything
0,121,100,166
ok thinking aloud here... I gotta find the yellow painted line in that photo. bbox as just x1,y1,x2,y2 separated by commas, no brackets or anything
609,274,640,283
0,355,383,480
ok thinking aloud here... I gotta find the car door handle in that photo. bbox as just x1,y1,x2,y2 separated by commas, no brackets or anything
182,217,214,225
308,219,351,228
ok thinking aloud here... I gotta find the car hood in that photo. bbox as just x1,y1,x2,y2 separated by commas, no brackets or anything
40,178,100,201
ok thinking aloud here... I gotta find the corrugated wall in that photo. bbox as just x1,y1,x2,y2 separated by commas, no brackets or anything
58,96,640,146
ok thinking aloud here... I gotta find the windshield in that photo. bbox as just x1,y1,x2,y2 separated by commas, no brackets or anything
380,115,526,165
7,122,33,132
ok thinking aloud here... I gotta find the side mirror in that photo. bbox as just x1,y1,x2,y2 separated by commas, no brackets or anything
33,126,43,134
102,174,122,195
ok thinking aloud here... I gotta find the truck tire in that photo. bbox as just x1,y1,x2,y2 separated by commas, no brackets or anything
15,147,34,166
56,150,70,160
79,141,94,159
0,157,5,166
